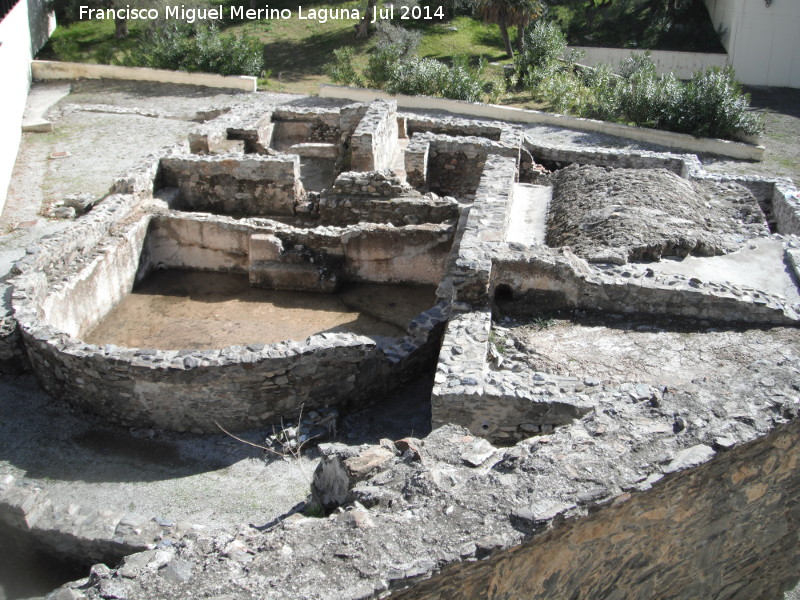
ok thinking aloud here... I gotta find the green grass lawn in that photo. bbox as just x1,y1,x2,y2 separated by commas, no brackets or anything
39,18,148,64
226,3,517,95
38,0,518,96
35,0,717,110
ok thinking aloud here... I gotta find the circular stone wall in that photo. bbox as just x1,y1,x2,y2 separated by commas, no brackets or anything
12,211,448,432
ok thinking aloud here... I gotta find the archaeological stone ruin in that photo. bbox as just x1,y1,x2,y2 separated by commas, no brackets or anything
1,92,800,599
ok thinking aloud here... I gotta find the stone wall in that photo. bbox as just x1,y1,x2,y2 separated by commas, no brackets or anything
406,133,519,199
249,232,343,293
0,283,26,373
271,106,342,148
431,154,524,441
0,193,146,373
10,209,452,431
427,146,486,199
404,114,503,141
188,108,273,154
395,417,800,599
350,100,399,172
144,212,455,287
525,139,695,175
0,475,187,566
38,216,149,338
773,181,800,235
430,143,799,444
338,103,370,142
330,170,416,198
340,223,454,286
445,154,518,305
143,215,251,275
187,102,372,157
158,153,305,217
17,280,446,434
18,320,391,432
404,134,429,190
490,245,800,325
319,195,459,226
226,111,273,154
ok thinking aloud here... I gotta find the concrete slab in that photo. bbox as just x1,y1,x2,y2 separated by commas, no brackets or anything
20,81,71,132
506,183,550,246
643,238,800,304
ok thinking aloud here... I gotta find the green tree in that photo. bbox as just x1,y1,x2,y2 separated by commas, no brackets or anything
476,0,545,58
354,0,378,38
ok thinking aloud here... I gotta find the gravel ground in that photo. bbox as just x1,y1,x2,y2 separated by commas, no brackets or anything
0,374,315,532
703,86,800,184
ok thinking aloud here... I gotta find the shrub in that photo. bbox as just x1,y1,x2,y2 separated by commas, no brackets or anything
444,56,486,101
375,20,422,56
381,55,484,101
325,47,363,86
617,51,658,80
541,69,587,114
117,23,263,77
582,63,620,122
670,67,762,138
362,22,422,88
326,22,487,102
516,42,762,141
615,54,664,128
515,20,567,78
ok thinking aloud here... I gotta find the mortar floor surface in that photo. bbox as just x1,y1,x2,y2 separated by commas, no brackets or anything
84,270,436,349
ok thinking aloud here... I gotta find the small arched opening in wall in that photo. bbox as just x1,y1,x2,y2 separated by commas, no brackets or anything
494,283,514,303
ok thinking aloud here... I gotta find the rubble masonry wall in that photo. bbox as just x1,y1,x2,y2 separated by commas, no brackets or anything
11,209,450,431
406,133,519,199
350,100,399,172
159,154,305,217
396,417,800,599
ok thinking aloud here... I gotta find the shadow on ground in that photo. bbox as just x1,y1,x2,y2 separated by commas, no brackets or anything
0,365,434,484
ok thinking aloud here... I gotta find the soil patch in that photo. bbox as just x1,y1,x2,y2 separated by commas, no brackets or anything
84,270,436,349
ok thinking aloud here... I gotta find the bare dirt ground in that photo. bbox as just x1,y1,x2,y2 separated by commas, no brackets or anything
84,271,436,350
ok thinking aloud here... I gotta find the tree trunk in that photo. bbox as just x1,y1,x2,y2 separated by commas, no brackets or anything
115,17,128,39
354,0,377,38
517,23,525,52
498,12,513,58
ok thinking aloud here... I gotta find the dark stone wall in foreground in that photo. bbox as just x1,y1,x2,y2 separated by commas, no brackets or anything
395,417,800,600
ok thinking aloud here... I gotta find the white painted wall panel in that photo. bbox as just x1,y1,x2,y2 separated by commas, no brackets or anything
570,47,728,79
706,0,800,87
0,0,33,217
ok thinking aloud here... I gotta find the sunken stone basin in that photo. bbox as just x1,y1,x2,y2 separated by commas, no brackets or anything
12,210,451,432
